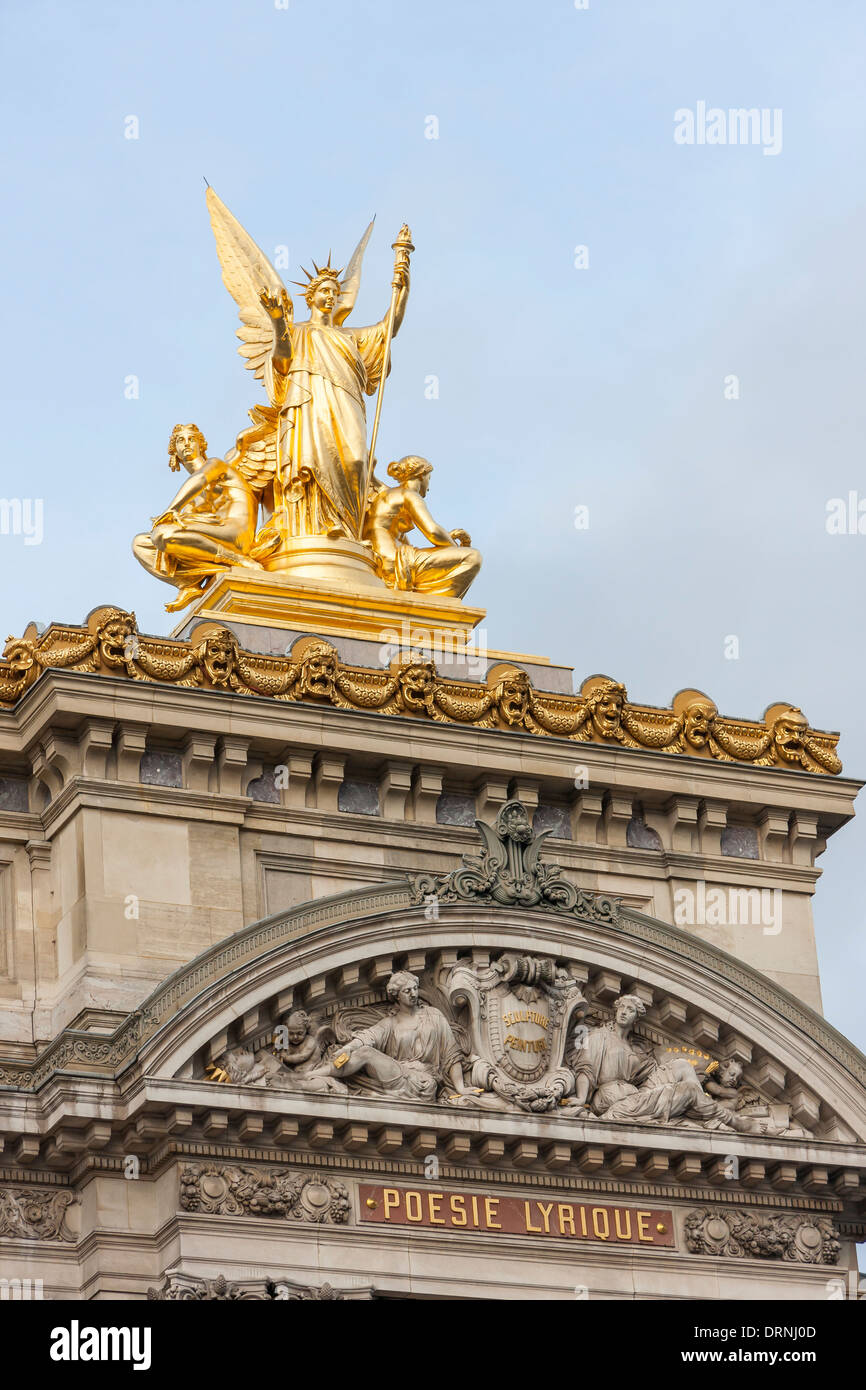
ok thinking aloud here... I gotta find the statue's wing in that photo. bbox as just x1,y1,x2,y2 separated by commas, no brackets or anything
334,217,375,326
226,405,280,492
331,1005,385,1042
206,187,290,382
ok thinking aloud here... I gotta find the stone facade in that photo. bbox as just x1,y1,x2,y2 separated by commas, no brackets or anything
0,614,863,1300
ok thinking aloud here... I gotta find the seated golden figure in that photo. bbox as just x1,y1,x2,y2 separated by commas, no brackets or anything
364,455,481,599
133,424,262,612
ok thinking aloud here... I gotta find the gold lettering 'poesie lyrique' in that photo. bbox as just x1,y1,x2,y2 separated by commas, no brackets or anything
363,1185,672,1245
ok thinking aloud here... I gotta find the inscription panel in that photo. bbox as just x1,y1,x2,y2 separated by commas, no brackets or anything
359,1183,676,1247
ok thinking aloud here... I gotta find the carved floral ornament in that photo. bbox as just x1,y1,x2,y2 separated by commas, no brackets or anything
179,1165,350,1224
0,1187,76,1242
684,1209,840,1265
0,607,842,773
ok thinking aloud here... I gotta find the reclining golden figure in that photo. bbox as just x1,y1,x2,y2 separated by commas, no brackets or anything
132,423,262,612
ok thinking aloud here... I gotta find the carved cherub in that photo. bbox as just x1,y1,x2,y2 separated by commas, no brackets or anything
700,1058,812,1137
702,1059,774,1116
273,1011,348,1095
208,1014,348,1096
207,1047,285,1087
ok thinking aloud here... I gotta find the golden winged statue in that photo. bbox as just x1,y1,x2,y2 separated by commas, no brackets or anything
133,190,482,609
206,187,409,556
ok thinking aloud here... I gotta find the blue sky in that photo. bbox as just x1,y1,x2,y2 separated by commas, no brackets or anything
1,0,865,1053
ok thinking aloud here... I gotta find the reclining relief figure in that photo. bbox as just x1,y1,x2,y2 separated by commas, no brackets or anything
561,994,790,1134
315,971,477,1103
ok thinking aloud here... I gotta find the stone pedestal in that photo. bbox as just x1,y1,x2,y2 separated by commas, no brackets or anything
170,563,487,654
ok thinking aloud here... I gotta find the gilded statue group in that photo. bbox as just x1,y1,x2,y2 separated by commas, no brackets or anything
133,190,480,611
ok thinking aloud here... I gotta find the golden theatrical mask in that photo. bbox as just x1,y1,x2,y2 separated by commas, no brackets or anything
0,611,844,774
132,424,263,612
364,456,482,599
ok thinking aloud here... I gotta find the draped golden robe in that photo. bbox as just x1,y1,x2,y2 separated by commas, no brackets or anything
267,320,389,540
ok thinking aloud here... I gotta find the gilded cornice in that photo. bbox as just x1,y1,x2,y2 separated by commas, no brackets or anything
0,606,843,775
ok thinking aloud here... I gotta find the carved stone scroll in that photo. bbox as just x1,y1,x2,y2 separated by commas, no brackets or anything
0,1187,76,1242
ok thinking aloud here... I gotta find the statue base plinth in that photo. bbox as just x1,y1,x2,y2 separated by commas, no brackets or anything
169,565,487,652
260,534,384,586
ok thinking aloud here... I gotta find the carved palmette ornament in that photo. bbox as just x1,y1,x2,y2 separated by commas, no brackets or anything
147,1273,269,1301
411,800,620,925
147,1273,373,1300
684,1209,840,1265
179,1164,350,1224
446,952,587,1086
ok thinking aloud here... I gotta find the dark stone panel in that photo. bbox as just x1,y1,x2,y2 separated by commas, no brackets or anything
0,778,28,812
339,780,380,816
721,825,760,860
533,803,572,841
436,793,477,827
140,750,183,788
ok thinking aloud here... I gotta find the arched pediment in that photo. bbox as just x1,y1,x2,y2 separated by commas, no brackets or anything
114,803,866,1153
1,802,863,1176
0,802,862,1291
129,896,864,1142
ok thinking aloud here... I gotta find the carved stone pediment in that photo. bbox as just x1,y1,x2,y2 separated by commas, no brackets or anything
200,949,819,1137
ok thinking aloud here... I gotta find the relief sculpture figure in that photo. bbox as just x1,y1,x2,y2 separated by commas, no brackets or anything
314,971,474,1103
563,995,793,1135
